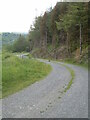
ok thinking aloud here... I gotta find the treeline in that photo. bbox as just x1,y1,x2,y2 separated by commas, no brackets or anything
4,2,89,60
4,34,30,52
28,2,88,59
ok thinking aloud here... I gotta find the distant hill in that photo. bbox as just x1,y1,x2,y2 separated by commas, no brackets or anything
2,32,27,44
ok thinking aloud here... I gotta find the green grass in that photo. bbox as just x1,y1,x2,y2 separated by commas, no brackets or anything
63,58,88,70
13,52,29,56
0,61,2,98
0,52,2,98
44,56,88,70
2,52,52,98
62,64,75,92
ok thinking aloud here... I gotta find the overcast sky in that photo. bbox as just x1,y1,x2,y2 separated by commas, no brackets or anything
0,0,62,33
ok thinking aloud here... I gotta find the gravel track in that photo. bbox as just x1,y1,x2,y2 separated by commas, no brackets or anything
2,60,88,118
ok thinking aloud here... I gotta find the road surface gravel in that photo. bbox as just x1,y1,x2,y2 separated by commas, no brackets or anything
2,60,88,118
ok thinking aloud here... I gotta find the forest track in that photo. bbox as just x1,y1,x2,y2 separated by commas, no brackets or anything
2,59,88,118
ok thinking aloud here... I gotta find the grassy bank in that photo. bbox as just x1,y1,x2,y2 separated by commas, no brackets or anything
0,53,2,98
63,58,88,70
46,57,88,70
2,52,52,98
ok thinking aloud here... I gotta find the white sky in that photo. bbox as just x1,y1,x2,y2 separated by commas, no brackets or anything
0,0,62,33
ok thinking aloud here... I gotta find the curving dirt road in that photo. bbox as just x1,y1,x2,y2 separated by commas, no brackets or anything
2,60,88,118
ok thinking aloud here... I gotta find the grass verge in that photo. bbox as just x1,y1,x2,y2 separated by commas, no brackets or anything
61,64,75,92
43,57,88,70
2,52,52,98
63,59,88,70
0,53,2,99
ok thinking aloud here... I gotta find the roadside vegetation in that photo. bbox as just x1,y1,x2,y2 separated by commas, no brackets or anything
62,64,75,92
63,58,88,69
2,51,52,98
0,52,2,98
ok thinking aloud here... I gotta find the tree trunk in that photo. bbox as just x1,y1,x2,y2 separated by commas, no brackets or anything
45,31,47,48
67,32,70,57
52,34,56,48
